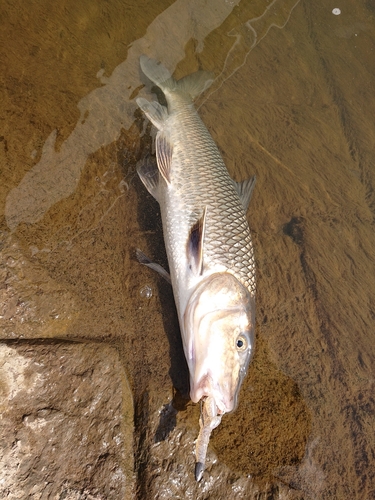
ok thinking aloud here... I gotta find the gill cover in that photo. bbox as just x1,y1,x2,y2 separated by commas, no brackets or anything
184,273,255,413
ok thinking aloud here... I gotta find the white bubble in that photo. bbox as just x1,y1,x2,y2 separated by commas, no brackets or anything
140,285,152,299
332,8,341,15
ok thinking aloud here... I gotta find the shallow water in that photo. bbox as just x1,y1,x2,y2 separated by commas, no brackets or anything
1,0,375,498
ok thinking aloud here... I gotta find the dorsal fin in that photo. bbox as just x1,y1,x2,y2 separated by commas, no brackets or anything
233,175,256,212
187,207,207,275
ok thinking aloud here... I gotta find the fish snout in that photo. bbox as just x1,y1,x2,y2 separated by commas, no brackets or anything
190,373,237,414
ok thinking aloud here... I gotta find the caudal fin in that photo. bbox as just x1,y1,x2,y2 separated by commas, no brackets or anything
140,55,214,99
140,55,175,91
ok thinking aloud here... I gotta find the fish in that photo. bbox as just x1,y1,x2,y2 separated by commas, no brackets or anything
136,55,256,481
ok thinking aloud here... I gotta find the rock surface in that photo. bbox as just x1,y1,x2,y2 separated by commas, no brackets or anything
0,343,133,499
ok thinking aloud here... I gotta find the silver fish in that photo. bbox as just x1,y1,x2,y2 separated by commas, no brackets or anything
136,56,256,480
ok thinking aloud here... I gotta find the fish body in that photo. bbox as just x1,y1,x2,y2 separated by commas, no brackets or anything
136,56,256,477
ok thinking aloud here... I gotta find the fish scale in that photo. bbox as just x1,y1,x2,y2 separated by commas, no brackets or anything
162,114,256,297
136,55,256,481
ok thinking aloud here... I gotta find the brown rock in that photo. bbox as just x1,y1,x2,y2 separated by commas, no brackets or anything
0,343,133,499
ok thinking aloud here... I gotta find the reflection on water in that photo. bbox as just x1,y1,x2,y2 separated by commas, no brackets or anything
5,0,301,231
1,0,375,498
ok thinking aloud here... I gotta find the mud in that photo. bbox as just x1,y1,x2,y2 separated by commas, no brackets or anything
1,0,375,498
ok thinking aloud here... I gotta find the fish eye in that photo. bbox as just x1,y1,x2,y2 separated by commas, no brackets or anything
236,335,247,351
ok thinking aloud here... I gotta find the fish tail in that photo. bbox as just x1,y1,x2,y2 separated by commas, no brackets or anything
140,55,214,99
140,55,175,92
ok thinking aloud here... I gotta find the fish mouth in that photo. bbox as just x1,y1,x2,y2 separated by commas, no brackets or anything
183,272,254,415
190,373,236,414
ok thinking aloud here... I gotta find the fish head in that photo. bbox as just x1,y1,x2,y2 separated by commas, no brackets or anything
184,272,255,415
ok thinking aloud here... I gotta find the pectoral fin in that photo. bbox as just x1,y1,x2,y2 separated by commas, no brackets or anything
187,208,207,276
233,175,256,212
136,249,171,284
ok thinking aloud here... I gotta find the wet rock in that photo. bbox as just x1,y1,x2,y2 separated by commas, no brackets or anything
0,342,134,499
